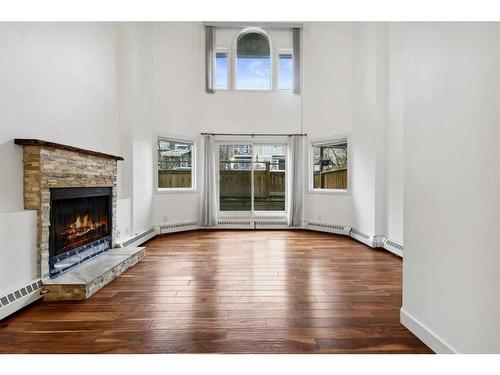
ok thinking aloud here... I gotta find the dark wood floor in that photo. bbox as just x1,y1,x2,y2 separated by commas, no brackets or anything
0,230,431,353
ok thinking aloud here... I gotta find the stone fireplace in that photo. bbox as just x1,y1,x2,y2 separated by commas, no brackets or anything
15,139,144,301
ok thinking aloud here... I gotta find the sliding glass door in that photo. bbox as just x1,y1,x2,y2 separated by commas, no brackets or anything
218,142,287,215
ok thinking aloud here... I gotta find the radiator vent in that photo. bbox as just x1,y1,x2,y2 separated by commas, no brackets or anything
159,221,199,234
1,279,43,320
217,220,253,228
305,221,351,235
119,227,156,247
350,228,371,240
383,238,403,257
254,220,289,229
385,239,403,251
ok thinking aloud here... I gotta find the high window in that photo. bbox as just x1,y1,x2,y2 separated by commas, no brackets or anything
236,32,271,90
208,26,299,92
218,142,287,213
157,137,195,190
311,139,348,191
278,51,293,90
215,50,228,90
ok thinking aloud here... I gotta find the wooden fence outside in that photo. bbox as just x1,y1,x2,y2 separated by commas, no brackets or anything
313,168,347,190
158,170,192,188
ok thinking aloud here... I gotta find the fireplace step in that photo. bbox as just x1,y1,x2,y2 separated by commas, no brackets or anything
42,246,145,301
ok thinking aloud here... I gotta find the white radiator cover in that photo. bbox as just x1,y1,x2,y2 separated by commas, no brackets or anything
157,221,199,234
0,279,43,320
303,221,352,236
116,227,157,247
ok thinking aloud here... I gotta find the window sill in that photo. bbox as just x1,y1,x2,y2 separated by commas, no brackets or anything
306,189,350,196
156,188,199,194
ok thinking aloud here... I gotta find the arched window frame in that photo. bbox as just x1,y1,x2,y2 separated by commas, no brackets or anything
232,27,274,91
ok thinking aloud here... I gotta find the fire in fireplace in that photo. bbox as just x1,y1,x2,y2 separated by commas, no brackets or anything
49,187,112,277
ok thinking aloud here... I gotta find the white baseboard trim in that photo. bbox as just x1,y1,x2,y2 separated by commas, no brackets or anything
400,308,457,354
116,227,157,248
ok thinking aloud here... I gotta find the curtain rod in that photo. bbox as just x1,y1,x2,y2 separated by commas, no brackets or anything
201,132,307,137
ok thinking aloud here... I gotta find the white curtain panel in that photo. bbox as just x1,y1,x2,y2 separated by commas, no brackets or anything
289,135,304,226
200,135,217,226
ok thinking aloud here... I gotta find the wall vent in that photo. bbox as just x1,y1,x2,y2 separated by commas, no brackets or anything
117,227,156,248
305,221,351,236
254,220,289,229
383,238,403,257
159,221,199,234
217,220,253,228
1,279,43,320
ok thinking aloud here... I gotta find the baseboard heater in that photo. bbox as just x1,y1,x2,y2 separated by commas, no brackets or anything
149,220,403,257
116,227,157,248
303,221,402,258
158,221,199,234
0,279,43,320
303,221,352,236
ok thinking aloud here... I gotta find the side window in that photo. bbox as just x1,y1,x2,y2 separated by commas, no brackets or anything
311,139,348,191
215,50,228,90
278,51,293,90
157,137,195,190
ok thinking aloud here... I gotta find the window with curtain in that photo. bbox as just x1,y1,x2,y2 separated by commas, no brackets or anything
236,32,271,90
207,26,301,92
218,143,287,212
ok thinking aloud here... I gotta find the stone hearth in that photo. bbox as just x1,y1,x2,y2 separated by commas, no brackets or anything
15,139,144,301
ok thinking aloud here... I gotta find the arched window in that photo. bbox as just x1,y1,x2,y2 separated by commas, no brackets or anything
236,30,271,90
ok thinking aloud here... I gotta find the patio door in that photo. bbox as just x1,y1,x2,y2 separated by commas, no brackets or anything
217,141,287,216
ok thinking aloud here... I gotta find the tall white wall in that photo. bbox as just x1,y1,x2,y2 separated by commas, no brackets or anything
402,23,500,353
384,24,405,244
350,23,388,237
0,23,122,212
302,22,352,226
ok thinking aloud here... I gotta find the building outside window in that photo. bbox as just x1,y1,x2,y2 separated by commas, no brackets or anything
157,137,195,190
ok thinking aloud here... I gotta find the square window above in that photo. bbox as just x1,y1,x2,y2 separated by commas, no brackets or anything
157,137,195,190
311,139,348,191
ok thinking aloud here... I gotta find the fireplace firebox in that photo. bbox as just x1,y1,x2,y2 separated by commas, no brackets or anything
49,187,113,277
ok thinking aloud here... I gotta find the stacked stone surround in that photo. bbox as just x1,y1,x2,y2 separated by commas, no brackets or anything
43,247,145,301
21,144,119,280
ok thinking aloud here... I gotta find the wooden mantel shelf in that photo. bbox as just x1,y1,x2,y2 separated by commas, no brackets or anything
14,139,124,161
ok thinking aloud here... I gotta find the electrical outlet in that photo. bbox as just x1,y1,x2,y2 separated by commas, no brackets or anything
318,215,322,221
163,216,168,223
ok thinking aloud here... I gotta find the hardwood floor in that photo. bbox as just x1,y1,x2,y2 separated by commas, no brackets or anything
0,230,432,353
